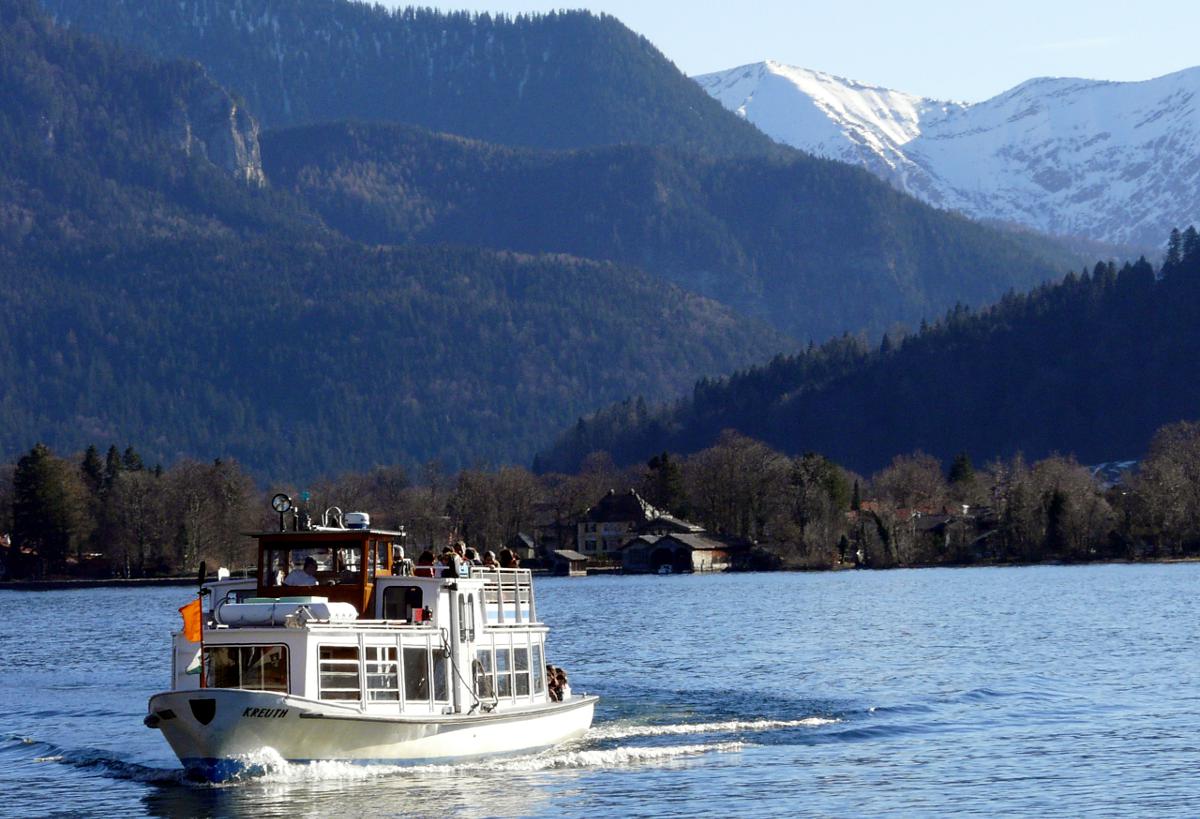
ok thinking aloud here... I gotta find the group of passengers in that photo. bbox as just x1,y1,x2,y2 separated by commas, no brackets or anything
414,542,521,577
546,665,572,702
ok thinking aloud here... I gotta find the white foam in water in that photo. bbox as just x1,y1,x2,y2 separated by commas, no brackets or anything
216,741,746,785
587,717,838,741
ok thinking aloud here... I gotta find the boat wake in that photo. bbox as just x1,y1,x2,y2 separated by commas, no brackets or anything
203,740,747,785
3,730,745,789
2,734,183,785
587,716,837,741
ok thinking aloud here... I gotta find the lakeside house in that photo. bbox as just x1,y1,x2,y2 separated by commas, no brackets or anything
576,488,661,560
619,532,732,573
550,549,589,576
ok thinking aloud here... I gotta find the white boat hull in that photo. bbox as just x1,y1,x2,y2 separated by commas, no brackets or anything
147,689,596,782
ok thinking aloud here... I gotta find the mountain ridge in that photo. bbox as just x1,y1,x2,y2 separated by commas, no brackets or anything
697,60,1200,248
39,0,783,158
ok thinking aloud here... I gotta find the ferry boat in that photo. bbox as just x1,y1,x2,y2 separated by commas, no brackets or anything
144,495,596,782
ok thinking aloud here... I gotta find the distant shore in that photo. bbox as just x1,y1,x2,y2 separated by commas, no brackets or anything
0,577,198,591
4,556,1199,591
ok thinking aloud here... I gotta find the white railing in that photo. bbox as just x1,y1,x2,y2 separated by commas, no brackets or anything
474,568,537,625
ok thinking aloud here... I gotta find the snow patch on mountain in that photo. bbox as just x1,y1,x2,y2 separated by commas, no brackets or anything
696,61,1200,248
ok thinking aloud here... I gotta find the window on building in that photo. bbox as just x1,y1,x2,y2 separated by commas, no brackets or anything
318,645,360,701
206,645,288,692
365,645,399,702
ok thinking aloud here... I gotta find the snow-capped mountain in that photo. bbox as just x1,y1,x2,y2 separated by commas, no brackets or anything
696,60,1200,248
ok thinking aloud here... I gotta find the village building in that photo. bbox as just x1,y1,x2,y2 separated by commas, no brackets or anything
620,532,732,574
576,489,660,560
549,549,589,576
505,533,539,565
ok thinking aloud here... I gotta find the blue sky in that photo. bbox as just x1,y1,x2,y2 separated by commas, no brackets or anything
378,0,1200,101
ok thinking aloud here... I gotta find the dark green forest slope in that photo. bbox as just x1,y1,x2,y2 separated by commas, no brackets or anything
2,239,785,477
0,0,788,477
538,234,1200,475
262,121,1072,342
39,0,779,156
0,0,303,247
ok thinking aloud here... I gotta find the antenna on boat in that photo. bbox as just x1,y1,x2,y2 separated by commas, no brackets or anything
197,560,211,689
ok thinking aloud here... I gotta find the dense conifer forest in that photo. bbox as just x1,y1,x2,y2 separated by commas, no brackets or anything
539,229,1200,475
39,0,781,156
262,121,1072,341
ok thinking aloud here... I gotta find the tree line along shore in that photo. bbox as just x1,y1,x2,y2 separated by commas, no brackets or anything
2,417,1198,581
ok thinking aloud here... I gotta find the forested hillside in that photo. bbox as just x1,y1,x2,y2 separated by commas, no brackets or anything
39,0,779,157
262,121,1072,341
0,0,300,248
0,0,789,477
538,230,1200,475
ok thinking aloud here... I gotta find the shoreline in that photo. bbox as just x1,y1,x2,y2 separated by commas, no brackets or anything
3,556,1198,591
0,577,200,591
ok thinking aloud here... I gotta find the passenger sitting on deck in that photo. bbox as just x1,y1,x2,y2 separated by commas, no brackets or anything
499,548,519,569
556,668,571,700
482,550,498,568
414,550,436,577
283,557,318,586
441,548,462,578
547,665,561,701
465,547,482,565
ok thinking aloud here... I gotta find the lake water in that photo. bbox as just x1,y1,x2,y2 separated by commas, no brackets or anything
1,564,1198,817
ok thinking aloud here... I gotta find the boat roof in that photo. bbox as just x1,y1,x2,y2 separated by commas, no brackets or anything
243,528,409,539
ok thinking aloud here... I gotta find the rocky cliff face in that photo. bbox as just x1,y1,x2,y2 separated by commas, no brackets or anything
171,82,264,186
698,61,1200,249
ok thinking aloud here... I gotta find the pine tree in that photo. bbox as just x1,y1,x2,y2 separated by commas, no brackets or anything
1182,226,1200,274
1164,227,1183,276
948,452,975,486
122,446,144,472
103,445,122,490
13,443,82,574
80,444,103,495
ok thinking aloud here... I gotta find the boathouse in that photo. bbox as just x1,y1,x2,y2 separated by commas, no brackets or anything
619,532,731,574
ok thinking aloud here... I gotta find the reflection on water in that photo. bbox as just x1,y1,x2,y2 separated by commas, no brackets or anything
3,564,1200,817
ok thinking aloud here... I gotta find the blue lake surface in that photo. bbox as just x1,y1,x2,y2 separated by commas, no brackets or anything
1,563,1198,817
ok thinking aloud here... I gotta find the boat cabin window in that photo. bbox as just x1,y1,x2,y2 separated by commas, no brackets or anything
206,645,288,692
532,644,544,694
318,645,361,700
514,647,530,696
382,586,423,621
368,540,391,581
495,648,512,697
365,646,399,702
475,650,494,699
403,647,429,701
264,543,366,587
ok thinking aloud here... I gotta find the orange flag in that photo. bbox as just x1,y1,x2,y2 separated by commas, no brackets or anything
179,599,203,643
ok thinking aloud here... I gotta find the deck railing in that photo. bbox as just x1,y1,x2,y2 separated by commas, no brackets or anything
474,568,537,625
